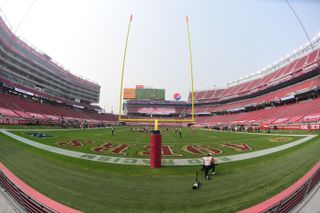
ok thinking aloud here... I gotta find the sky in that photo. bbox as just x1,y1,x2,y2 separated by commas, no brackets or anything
0,0,319,113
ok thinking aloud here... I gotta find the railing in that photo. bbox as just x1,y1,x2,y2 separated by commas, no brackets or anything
0,162,82,213
238,162,320,213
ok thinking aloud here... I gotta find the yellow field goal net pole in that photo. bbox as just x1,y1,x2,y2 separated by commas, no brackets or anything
118,15,195,129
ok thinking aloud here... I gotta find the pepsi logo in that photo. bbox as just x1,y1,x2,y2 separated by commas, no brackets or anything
173,93,181,100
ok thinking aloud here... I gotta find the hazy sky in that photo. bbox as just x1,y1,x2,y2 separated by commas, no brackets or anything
0,0,319,113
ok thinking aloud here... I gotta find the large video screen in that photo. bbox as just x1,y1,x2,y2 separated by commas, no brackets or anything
135,88,165,100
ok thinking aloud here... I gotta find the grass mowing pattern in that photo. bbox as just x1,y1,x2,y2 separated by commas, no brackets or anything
0,130,319,213
9,127,302,158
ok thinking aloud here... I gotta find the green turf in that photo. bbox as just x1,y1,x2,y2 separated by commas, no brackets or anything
8,127,302,158
0,129,319,213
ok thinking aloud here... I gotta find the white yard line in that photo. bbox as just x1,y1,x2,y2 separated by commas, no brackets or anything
0,129,317,166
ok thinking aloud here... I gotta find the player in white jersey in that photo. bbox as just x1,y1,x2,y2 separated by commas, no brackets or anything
202,153,216,180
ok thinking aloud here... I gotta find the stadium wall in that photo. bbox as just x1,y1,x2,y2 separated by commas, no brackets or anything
0,162,82,213
238,162,320,213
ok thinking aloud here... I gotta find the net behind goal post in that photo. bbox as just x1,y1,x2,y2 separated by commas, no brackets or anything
118,15,195,129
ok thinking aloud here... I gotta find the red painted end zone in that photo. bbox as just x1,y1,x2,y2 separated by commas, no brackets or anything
0,162,82,213
238,162,320,213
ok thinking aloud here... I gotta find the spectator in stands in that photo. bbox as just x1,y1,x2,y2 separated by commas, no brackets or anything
201,153,216,180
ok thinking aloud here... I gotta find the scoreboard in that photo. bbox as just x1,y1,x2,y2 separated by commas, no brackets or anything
124,87,165,100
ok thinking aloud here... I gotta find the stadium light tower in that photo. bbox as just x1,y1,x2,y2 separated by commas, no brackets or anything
118,15,195,168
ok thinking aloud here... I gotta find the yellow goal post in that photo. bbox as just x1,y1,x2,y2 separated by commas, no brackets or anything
118,15,195,130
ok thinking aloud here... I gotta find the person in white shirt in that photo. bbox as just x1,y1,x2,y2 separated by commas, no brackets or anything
202,153,216,180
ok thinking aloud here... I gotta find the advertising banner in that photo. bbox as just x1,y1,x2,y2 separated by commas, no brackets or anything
124,88,136,99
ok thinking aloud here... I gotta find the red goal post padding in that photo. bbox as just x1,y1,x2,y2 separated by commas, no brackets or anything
0,162,82,213
238,162,320,213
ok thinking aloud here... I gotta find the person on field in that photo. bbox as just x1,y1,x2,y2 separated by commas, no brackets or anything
179,129,182,139
201,153,216,180
111,126,114,136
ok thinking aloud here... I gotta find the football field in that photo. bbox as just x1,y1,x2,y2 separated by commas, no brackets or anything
0,126,319,212
5,127,305,158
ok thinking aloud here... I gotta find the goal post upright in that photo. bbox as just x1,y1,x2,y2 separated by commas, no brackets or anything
118,14,133,122
186,16,195,122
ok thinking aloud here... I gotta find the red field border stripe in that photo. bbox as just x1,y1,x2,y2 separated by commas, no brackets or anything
0,162,83,213
238,162,320,213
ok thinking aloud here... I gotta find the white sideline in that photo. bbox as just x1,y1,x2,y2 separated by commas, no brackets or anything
0,129,317,166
